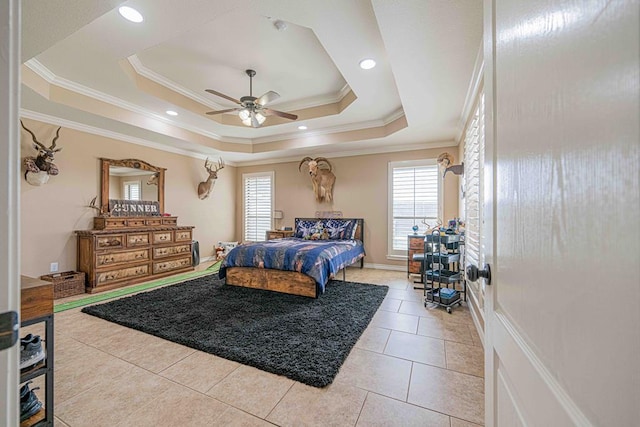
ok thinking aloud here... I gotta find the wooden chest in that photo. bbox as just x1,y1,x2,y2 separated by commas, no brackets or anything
76,225,194,293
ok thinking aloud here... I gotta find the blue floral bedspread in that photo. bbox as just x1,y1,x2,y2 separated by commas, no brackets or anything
218,238,365,294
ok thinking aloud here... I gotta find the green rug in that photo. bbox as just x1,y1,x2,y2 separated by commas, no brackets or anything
54,260,221,313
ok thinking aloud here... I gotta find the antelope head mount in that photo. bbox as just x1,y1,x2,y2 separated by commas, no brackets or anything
197,157,224,200
298,157,336,203
437,152,464,178
147,172,159,186
20,120,63,186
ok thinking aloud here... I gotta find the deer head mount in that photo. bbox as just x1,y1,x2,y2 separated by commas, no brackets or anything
20,120,63,186
197,157,224,200
298,157,336,203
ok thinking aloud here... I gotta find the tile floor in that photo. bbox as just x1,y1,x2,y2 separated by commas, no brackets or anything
25,265,485,426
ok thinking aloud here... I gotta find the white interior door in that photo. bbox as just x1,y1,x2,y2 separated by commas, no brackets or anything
0,1,21,426
482,0,640,425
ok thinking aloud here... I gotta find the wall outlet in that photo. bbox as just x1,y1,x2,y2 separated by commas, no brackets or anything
50,262,59,273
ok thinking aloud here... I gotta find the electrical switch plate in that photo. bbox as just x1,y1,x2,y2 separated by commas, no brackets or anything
50,262,59,273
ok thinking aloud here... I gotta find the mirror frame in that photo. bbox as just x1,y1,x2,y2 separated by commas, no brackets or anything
100,158,166,216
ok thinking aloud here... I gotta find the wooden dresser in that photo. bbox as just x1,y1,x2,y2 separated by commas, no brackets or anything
76,216,195,293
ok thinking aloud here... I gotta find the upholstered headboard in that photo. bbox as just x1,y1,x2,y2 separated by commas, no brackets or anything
294,217,364,243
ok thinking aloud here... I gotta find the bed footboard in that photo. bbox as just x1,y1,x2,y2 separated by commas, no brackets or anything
225,267,318,298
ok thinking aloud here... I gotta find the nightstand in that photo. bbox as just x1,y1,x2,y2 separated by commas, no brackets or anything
266,230,295,240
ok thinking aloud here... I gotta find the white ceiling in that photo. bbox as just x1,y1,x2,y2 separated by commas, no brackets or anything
20,0,483,165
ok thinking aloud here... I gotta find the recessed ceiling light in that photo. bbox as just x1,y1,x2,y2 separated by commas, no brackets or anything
297,125,308,130
359,58,376,70
119,6,144,23
165,110,178,116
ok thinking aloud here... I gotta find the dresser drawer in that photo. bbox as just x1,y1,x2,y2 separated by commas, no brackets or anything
96,235,124,249
162,217,178,226
153,231,173,244
152,256,192,275
408,260,422,274
127,218,146,228
127,232,150,247
96,248,150,267
145,218,163,226
408,236,425,250
153,244,191,259
174,230,192,242
96,264,149,286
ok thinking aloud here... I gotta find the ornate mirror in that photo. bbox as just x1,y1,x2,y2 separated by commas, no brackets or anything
100,158,165,215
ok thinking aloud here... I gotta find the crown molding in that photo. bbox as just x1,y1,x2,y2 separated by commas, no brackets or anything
23,59,408,153
456,42,484,143
128,54,351,112
19,109,238,165
235,139,457,167
24,59,240,143
251,108,406,145
20,108,453,168
24,58,56,83
127,55,224,110
25,58,404,157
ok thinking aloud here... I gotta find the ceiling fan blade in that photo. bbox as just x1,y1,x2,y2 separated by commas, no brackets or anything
205,89,241,105
263,108,298,121
250,111,260,128
255,91,280,106
205,108,240,115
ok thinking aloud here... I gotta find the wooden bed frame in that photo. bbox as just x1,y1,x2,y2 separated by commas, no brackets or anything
225,218,364,298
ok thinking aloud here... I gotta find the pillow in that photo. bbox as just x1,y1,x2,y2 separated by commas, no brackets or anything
295,219,319,238
295,219,359,240
326,219,358,240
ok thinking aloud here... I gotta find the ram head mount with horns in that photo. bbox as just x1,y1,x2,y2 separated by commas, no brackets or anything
298,157,336,203
20,120,63,186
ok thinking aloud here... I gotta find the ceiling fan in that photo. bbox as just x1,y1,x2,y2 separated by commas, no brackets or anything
205,69,298,128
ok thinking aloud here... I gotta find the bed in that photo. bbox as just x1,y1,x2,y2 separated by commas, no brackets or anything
219,218,365,297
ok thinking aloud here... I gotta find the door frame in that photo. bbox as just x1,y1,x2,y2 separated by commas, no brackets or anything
0,0,21,425
482,0,497,423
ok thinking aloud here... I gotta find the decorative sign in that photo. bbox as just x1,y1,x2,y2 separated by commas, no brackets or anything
109,199,161,217
315,211,343,218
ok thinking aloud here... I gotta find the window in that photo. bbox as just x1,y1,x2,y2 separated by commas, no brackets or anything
388,160,440,257
123,181,141,200
243,172,274,241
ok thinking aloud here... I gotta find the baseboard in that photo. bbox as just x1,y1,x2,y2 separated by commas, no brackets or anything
361,263,406,271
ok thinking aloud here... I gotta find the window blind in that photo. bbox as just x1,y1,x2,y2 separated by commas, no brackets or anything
124,181,141,201
464,94,485,311
390,163,439,252
243,173,273,241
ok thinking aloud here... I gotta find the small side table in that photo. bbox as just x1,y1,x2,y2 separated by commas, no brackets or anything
265,230,295,240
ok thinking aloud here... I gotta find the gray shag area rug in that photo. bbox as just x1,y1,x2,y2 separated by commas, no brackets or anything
82,276,388,387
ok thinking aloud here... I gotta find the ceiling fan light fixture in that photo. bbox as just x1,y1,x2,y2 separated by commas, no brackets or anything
118,6,144,23
359,58,376,70
205,69,297,127
238,109,250,121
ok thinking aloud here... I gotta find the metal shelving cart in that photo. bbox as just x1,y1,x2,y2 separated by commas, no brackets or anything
423,230,465,313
